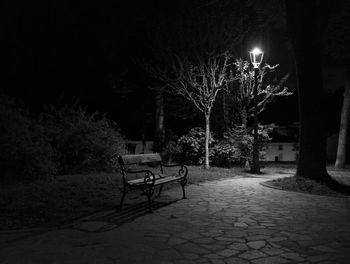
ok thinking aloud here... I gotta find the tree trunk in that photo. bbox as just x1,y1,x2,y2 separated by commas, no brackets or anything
154,89,165,153
222,92,227,132
241,107,248,129
251,68,260,173
140,101,146,154
335,80,350,168
286,0,329,180
205,113,210,169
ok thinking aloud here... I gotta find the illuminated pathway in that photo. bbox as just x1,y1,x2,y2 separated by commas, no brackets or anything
1,175,350,263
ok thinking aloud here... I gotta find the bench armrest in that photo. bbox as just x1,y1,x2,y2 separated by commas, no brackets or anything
162,163,188,178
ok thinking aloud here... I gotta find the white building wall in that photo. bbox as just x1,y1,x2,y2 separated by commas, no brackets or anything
263,142,298,162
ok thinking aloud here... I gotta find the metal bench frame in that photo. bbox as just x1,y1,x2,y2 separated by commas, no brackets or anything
118,153,188,210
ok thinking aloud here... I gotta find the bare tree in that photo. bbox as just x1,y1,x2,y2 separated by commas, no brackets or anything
148,52,232,168
140,1,280,167
233,59,291,172
234,59,291,127
137,0,252,154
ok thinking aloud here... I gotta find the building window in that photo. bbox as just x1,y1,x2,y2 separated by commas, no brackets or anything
278,145,283,151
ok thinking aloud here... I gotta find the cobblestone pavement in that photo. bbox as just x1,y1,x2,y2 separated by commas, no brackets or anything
1,174,350,264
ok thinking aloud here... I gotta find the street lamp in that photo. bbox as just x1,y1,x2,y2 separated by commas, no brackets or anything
249,48,264,69
249,47,264,173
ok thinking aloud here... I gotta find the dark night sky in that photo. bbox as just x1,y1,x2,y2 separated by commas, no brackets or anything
3,1,346,139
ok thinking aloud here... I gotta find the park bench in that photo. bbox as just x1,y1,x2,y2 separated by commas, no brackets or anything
118,153,188,210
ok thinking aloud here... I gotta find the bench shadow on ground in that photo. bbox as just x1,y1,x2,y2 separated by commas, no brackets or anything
0,198,178,249
71,198,178,233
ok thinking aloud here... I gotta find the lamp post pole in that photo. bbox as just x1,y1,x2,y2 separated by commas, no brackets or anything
251,67,260,173
249,48,263,174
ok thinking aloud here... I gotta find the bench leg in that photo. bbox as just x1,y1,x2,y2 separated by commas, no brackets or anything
119,189,128,210
156,184,164,198
180,179,187,199
145,187,155,212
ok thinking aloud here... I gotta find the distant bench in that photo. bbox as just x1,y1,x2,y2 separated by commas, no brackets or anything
118,153,188,210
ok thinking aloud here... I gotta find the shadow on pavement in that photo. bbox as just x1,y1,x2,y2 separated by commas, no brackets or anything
72,199,178,232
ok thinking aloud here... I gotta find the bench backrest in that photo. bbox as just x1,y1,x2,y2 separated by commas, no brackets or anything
118,153,162,166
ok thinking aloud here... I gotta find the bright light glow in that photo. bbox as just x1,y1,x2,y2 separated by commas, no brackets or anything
251,48,262,55
249,47,264,68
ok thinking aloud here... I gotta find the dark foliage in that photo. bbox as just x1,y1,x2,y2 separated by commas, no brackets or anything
177,127,215,165
210,126,253,167
0,94,57,182
176,125,273,167
0,94,126,182
40,104,125,174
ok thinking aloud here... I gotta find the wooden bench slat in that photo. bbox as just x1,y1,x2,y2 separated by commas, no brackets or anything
119,153,162,165
153,175,183,185
127,174,182,186
127,174,163,186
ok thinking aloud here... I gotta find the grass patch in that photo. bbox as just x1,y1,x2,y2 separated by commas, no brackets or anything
1,163,347,230
266,176,350,197
0,173,121,230
0,166,247,230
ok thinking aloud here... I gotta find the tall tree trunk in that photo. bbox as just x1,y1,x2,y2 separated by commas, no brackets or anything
241,107,248,129
222,92,227,132
286,0,329,180
335,80,350,168
154,89,165,153
251,68,260,173
205,113,210,169
141,102,146,154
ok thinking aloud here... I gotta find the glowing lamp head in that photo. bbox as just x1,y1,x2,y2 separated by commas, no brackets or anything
249,48,264,68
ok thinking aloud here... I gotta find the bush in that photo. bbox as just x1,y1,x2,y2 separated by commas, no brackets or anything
156,130,182,163
225,126,253,161
210,126,252,167
175,125,270,167
40,104,125,174
210,141,241,167
177,127,215,165
0,94,57,182
161,140,182,163
207,125,273,168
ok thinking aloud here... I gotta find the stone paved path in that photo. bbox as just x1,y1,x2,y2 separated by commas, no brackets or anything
1,174,350,264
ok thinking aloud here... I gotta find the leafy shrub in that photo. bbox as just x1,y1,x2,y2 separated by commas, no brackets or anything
40,104,125,174
209,126,252,167
177,127,215,165
161,140,182,163
210,141,241,167
0,94,57,182
175,125,272,167
257,124,274,160
157,130,182,163
225,126,253,161
209,125,273,167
